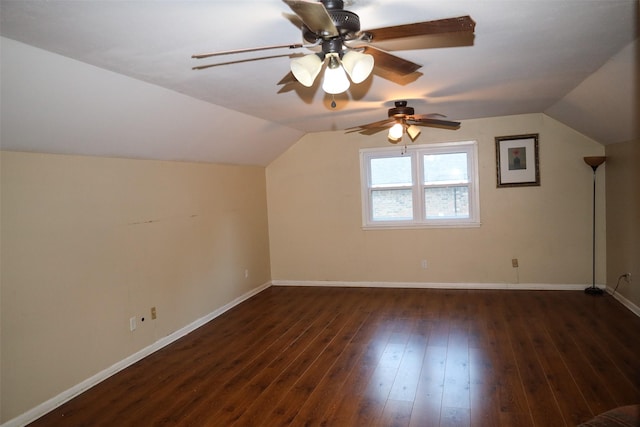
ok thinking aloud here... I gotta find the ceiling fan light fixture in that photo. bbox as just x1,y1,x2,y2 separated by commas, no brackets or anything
341,50,374,84
388,122,404,140
322,53,350,94
290,53,323,87
407,124,421,140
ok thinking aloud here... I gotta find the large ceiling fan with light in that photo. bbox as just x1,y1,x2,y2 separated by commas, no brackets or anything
346,100,460,143
192,0,475,95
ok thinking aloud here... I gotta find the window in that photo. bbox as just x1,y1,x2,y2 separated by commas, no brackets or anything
360,141,480,228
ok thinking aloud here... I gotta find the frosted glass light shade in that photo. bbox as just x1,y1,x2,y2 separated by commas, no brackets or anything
322,55,350,94
290,54,323,87
406,124,421,140
341,50,374,84
388,122,404,140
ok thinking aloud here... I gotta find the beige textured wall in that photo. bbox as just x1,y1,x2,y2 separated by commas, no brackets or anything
605,140,640,307
267,113,606,286
0,151,271,421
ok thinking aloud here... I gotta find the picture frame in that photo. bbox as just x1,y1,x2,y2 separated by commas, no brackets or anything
495,133,540,187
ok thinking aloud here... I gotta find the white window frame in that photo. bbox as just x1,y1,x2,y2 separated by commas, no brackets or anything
360,141,480,229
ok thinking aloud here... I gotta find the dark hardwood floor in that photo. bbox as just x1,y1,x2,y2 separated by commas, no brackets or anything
29,286,640,426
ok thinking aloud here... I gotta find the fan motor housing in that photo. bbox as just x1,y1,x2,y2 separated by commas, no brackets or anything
389,101,415,118
328,9,360,36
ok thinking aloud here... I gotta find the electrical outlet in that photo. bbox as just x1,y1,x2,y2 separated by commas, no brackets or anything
151,307,157,320
245,269,249,279
129,316,136,331
421,259,428,269
624,273,632,282
512,258,519,268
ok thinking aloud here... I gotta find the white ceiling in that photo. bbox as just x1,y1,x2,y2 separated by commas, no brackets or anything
1,0,638,166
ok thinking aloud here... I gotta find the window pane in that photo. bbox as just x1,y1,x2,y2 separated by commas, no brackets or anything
425,186,469,219
424,153,468,184
371,156,412,187
372,189,413,221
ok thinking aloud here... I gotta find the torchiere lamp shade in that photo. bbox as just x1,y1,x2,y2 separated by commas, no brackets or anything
584,156,606,169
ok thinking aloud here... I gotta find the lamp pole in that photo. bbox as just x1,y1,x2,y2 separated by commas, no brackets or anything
583,156,606,295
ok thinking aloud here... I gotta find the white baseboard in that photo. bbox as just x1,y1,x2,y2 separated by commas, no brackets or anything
607,287,640,317
271,279,591,291
2,282,271,427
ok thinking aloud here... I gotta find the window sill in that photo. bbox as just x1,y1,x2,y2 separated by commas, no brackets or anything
362,221,481,230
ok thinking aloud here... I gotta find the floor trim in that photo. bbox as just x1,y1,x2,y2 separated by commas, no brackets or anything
607,287,640,317
271,279,591,291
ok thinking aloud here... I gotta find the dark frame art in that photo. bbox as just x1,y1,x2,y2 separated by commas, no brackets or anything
495,133,540,187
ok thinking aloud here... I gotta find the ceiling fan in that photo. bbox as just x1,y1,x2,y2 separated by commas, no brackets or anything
192,0,475,95
346,100,460,143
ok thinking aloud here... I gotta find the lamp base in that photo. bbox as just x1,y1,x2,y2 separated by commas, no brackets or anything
584,286,604,295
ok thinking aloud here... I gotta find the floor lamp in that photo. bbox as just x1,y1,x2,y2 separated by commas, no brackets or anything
584,156,606,295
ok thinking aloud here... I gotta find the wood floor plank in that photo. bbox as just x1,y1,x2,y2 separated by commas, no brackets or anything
572,294,640,401
378,399,414,427
440,406,471,427
506,313,565,426
352,316,418,426
285,311,369,426
469,346,501,427
488,317,530,418
192,307,335,424
387,319,428,403
409,345,447,427
320,316,397,426
235,313,351,426
526,301,595,426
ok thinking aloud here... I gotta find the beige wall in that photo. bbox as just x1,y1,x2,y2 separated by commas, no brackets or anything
267,113,606,286
0,151,271,421
605,140,640,307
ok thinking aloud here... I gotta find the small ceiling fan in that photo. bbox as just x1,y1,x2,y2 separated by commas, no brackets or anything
192,0,475,95
346,100,460,143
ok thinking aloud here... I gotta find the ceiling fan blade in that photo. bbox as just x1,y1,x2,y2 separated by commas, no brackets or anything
362,32,475,53
346,117,396,131
358,126,393,135
192,53,293,70
411,113,447,120
192,43,304,59
282,0,339,37
363,46,421,75
346,125,393,135
409,117,461,129
283,11,305,29
363,16,475,43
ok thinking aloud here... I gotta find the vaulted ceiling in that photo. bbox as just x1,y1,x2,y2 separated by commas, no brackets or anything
1,0,638,166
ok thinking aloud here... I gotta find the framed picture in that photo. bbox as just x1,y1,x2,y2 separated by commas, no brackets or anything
495,133,540,187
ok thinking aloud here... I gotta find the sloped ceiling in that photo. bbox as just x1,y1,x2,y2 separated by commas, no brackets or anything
1,0,638,166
